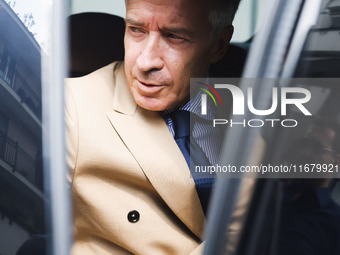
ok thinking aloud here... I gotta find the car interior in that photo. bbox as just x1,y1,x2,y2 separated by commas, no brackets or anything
1,0,340,254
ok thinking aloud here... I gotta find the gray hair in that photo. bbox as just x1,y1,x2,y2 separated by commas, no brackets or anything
209,0,242,37
124,0,241,38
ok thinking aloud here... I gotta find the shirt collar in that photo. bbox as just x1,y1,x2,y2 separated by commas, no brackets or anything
161,89,215,121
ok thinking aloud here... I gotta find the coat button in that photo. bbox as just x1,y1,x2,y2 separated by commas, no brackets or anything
127,210,140,223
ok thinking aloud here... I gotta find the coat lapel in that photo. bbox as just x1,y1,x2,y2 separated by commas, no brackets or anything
106,63,205,239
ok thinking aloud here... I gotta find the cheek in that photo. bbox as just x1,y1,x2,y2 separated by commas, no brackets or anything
124,49,135,69
166,50,194,79
178,48,210,77
124,37,138,68
165,53,204,97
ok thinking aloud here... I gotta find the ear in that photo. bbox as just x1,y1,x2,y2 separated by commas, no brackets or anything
209,25,234,64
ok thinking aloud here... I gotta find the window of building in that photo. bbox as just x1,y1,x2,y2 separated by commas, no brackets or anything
0,48,16,87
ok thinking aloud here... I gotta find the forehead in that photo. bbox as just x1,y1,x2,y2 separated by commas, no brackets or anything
125,0,211,30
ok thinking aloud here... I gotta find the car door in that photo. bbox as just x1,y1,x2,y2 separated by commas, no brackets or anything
204,0,340,254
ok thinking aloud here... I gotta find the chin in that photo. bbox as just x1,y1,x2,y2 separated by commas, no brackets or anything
135,97,169,111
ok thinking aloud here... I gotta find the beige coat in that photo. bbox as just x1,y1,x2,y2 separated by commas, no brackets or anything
65,61,253,255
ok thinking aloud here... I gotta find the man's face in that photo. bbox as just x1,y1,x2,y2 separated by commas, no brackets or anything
124,0,222,111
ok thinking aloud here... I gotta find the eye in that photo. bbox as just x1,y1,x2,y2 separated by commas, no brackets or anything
129,26,143,33
167,33,186,41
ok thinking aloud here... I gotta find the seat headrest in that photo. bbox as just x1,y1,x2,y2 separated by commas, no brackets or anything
68,12,125,77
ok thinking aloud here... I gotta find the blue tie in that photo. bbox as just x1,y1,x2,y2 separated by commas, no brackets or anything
171,110,214,214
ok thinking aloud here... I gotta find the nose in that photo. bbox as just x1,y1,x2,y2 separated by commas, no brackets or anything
136,33,164,72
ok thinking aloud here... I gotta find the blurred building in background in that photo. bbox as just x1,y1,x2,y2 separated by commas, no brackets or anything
0,0,44,254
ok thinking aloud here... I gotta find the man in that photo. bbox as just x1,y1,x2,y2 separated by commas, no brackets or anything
66,0,241,254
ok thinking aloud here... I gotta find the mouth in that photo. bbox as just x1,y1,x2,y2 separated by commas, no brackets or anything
138,80,162,87
136,79,166,94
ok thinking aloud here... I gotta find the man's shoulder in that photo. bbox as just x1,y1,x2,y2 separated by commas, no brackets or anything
65,61,124,92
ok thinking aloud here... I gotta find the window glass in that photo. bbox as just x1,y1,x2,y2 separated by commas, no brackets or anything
232,0,269,42
230,1,340,254
276,4,340,253
0,1,46,254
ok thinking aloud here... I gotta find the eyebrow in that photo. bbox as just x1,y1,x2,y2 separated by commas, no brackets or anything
165,27,194,38
125,18,144,27
125,18,195,38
